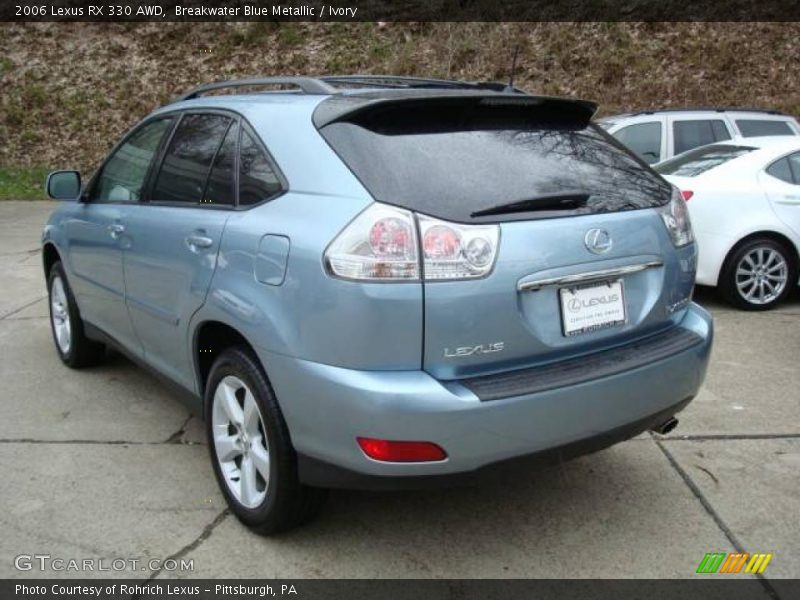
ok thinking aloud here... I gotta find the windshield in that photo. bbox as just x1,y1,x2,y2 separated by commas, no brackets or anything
655,144,756,177
321,103,671,223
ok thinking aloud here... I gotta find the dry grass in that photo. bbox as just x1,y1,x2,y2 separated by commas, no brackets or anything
1,22,799,175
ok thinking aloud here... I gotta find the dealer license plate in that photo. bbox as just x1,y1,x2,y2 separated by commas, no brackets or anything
559,279,626,337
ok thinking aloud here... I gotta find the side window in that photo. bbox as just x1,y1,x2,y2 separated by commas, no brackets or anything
788,153,800,183
711,120,732,142
736,119,794,138
767,158,793,184
202,122,238,206
239,128,282,206
613,122,662,164
767,153,800,185
90,118,173,202
673,120,730,155
151,113,231,204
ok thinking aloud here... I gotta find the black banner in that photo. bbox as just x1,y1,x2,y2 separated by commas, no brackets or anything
3,580,800,600
2,0,800,22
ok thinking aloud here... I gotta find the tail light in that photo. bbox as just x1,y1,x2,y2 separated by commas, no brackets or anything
658,187,694,247
418,214,499,280
325,204,500,282
680,190,694,201
325,204,419,281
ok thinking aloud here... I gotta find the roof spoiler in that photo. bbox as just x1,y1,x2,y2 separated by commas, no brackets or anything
312,93,598,129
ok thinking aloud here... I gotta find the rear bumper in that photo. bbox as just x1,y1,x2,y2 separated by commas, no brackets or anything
257,303,713,489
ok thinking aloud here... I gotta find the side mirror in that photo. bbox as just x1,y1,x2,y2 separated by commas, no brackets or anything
46,170,81,200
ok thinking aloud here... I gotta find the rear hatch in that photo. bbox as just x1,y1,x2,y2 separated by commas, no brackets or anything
317,94,694,380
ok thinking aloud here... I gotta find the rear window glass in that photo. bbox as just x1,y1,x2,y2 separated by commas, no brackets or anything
152,114,231,204
735,119,795,137
321,104,671,223
655,144,755,177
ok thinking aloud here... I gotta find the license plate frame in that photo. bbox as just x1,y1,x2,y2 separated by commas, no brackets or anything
558,278,627,337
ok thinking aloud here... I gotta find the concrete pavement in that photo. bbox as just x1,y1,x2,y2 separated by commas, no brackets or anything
0,201,797,582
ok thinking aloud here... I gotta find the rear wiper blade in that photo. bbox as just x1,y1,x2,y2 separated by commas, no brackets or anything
470,191,591,218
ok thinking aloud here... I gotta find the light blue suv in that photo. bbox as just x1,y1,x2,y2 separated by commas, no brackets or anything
42,76,713,533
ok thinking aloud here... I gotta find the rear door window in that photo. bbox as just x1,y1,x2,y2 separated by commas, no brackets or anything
767,152,800,184
672,120,731,155
767,158,794,184
202,122,238,206
736,119,795,137
320,101,671,223
151,113,232,204
613,122,662,164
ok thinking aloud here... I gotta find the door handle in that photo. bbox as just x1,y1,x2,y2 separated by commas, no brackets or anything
185,234,214,250
107,223,125,239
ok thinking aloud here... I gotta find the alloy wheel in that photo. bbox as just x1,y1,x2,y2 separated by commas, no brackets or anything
50,275,72,354
735,246,788,306
211,375,270,508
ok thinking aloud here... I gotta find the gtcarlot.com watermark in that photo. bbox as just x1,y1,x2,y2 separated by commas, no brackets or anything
14,553,194,573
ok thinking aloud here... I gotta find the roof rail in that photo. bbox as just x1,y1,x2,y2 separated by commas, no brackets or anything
630,107,787,116
319,75,525,94
173,77,337,102
171,75,528,105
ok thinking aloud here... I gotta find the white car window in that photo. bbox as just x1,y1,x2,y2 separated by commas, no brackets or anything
767,153,800,185
736,120,795,137
613,122,661,164
672,120,731,155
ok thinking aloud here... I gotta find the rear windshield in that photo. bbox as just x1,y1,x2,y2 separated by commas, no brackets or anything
735,119,795,137
655,144,756,177
320,103,671,223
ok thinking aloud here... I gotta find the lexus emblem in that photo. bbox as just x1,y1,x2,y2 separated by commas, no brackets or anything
584,228,612,254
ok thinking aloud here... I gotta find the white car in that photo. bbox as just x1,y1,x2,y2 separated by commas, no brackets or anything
598,109,800,164
656,136,800,310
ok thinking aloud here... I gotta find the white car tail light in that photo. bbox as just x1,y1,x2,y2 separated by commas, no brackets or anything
418,214,499,280
325,204,500,282
325,204,419,281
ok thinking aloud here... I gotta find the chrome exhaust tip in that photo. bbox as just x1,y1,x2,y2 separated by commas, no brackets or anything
651,416,678,435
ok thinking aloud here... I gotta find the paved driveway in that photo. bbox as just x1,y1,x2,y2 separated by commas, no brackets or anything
0,201,797,581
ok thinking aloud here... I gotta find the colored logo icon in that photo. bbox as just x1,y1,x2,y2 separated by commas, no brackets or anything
696,552,773,574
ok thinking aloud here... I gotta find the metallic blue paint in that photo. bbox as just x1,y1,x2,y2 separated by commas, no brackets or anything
42,92,713,481
255,235,290,286
255,303,711,477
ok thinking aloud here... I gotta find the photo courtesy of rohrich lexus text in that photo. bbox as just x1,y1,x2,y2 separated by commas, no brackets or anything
0,2,798,599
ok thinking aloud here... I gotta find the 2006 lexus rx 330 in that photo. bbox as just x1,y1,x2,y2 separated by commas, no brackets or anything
41,76,712,533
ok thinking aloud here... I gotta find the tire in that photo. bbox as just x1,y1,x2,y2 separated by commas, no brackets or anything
719,237,797,311
204,346,327,534
47,261,105,368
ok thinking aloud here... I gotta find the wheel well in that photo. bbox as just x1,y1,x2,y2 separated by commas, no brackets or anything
194,321,258,396
723,231,799,275
42,243,61,278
